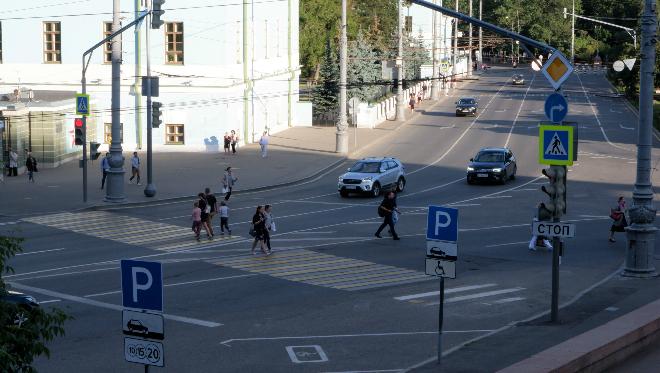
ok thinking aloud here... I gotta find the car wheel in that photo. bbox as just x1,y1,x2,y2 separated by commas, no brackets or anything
396,177,406,193
500,172,507,185
339,189,349,198
467,177,474,185
371,182,381,197
510,166,517,180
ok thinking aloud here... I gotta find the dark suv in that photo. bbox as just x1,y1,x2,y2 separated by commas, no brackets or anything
466,147,517,184
0,289,39,327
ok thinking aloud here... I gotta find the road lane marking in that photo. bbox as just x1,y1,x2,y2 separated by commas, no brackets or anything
16,248,66,256
394,284,497,301
219,329,496,347
38,299,62,304
83,273,258,298
505,73,536,148
619,123,634,130
489,297,525,305
426,287,525,305
485,241,529,248
0,221,19,226
408,77,511,176
9,282,222,328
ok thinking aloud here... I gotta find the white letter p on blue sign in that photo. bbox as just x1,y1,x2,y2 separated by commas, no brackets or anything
427,206,458,242
131,267,153,303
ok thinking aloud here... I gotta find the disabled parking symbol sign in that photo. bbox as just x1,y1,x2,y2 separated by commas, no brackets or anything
539,125,573,166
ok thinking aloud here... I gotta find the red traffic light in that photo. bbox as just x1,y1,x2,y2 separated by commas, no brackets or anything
74,118,84,128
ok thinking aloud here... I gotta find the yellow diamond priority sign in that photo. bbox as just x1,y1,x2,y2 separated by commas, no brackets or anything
541,51,573,90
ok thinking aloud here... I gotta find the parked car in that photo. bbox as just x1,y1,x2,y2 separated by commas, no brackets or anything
455,97,478,116
512,74,525,85
338,157,406,197
466,147,517,185
0,289,39,327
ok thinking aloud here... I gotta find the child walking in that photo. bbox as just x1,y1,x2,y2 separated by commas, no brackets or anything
192,201,202,241
219,201,231,235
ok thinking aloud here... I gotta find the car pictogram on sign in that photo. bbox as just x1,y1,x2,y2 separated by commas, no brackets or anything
127,319,149,335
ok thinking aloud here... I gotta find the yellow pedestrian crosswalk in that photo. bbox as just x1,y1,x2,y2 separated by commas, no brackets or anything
212,249,432,291
23,211,239,252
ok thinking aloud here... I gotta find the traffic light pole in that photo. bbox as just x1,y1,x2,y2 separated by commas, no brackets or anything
80,10,148,203
144,0,156,197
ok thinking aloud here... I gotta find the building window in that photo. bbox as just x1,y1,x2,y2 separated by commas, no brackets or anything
165,22,184,65
165,124,184,144
0,22,3,63
104,122,123,144
43,21,61,63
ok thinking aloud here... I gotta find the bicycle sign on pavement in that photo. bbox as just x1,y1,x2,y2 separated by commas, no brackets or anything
539,124,574,166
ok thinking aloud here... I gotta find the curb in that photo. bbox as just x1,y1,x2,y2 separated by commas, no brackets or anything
83,156,347,211
497,298,660,373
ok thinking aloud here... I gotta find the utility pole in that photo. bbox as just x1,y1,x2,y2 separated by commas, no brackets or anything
570,0,575,63
431,0,439,100
624,0,657,277
396,0,407,121
467,0,472,77
134,0,142,150
144,0,156,197
451,0,458,87
106,0,125,202
336,0,349,154
478,0,482,69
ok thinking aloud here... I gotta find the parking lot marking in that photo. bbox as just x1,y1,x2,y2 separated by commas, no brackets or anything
16,248,66,256
394,284,497,301
286,345,329,363
485,241,529,248
10,282,222,328
426,287,525,305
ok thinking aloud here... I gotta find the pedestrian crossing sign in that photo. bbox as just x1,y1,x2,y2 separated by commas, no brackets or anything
539,125,573,165
76,93,90,116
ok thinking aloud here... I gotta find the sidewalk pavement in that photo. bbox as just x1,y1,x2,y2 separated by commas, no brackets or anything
410,266,660,373
0,96,439,218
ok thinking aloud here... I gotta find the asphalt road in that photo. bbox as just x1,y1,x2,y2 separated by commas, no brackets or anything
3,66,659,372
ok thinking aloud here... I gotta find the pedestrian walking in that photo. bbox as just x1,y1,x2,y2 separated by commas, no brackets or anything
129,152,141,185
230,130,239,155
417,92,422,104
422,84,428,98
218,201,231,235
259,131,269,158
375,191,400,240
25,152,37,183
223,132,231,154
529,203,552,251
197,192,213,239
609,196,628,242
205,187,218,235
408,96,415,111
8,148,18,177
222,166,238,201
100,153,110,189
191,201,202,241
263,204,276,252
250,205,270,255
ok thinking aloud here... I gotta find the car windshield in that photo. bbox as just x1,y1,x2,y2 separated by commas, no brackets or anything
458,99,475,105
474,151,504,163
349,162,381,173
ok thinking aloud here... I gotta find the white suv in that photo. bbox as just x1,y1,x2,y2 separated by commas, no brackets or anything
338,157,406,198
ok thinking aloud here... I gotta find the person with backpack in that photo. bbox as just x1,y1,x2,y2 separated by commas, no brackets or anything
609,196,628,242
197,192,213,240
375,191,400,240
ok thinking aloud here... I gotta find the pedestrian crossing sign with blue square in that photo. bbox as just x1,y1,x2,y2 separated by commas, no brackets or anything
75,93,90,116
539,124,573,166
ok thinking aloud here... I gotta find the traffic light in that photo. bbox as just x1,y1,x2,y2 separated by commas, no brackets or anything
89,142,101,160
152,101,163,128
152,0,165,29
540,165,567,219
74,118,84,146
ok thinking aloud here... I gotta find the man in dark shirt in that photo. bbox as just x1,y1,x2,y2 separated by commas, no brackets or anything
375,192,400,240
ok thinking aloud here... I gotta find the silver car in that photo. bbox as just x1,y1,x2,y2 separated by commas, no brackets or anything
338,157,406,197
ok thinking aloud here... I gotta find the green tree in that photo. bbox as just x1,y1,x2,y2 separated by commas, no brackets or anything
348,30,383,102
300,0,341,80
403,32,430,80
312,40,340,117
0,235,70,372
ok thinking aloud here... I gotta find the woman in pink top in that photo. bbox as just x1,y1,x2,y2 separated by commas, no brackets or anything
192,201,202,241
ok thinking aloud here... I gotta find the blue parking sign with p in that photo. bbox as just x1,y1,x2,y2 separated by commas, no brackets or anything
121,259,163,312
426,206,458,242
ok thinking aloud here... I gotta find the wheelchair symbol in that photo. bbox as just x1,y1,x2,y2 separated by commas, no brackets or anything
434,262,446,276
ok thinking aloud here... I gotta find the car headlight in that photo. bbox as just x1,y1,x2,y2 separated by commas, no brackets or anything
467,166,474,171
25,296,38,304
492,168,502,173
362,177,373,182
338,176,344,182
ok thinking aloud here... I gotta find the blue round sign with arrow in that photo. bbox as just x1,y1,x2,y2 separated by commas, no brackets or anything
544,92,568,123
